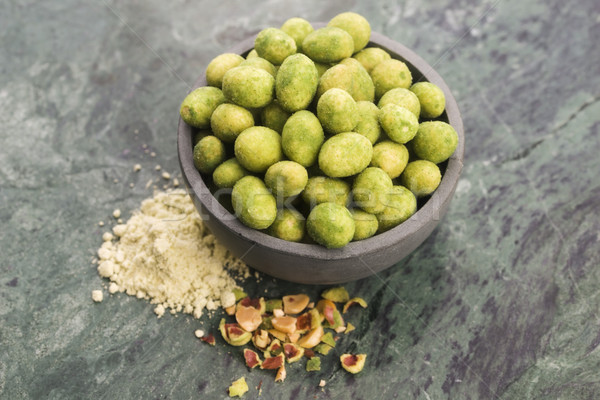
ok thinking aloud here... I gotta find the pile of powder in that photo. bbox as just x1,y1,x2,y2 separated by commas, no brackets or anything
96,189,249,318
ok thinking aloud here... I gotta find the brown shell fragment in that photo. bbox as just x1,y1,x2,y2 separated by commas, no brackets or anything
261,353,285,370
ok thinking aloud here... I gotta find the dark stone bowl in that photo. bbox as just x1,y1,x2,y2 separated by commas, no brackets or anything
178,28,464,284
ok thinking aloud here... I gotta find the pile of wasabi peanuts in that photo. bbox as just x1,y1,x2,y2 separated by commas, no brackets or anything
180,12,458,249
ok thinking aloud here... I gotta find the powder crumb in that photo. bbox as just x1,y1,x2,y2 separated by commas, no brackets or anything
98,221,104,227
92,290,104,302
144,149,150,154
112,209,121,219
194,329,205,338
162,172,171,180
155,165,161,171
319,380,326,387
113,178,119,184
154,304,165,318
133,164,142,172
162,185,168,190
142,143,148,149
173,178,180,187
145,179,153,189
150,152,157,158
129,183,135,188
109,282,119,294
134,129,139,134
102,232,114,242
95,189,248,319
117,218,123,224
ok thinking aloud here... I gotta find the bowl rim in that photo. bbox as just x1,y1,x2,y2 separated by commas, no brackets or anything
178,27,464,262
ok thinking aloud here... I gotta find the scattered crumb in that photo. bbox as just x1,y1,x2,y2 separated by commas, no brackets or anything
102,232,114,242
134,129,139,134
92,290,104,302
150,152,156,157
319,379,326,387
154,304,165,318
142,143,148,149
117,218,123,224
173,178,180,187
162,172,171,180
109,282,119,294
144,149,150,154
112,209,121,219
133,164,142,172
129,183,135,188
162,185,168,190
194,329,205,338
113,178,119,184
145,179,153,189
155,165,161,171
98,221,105,227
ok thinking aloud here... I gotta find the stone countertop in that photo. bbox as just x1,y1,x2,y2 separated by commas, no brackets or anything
1,0,599,398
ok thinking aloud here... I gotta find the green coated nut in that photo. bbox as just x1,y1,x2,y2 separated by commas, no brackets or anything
302,27,354,63
353,167,393,214
193,135,226,174
316,88,359,134
339,58,375,102
400,160,441,197
234,126,283,173
239,57,277,77
254,28,297,65
210,103,254,143
316,64,353,99
212,158,249,189
412,121,458,164
327,12,371,53
222,66,274,109
376,185,417,232
371,141,409,179
276,53,319,112
268,208,305,242
318,132,373,178
281,110,324,167
351,209,378,241
265,160,309,198
180,86,226,129
378,88,421,118
353,47,391,73
205,53,245,88
280,18,314,52
371,59,413,99
246,49,259,59
314,62,331,78
193,130,211,146
353,101,381,144
307,203,355,248
302,176,350,207
379,104,419,144
261,101,291,133
410,82,446,119
232,176,277,230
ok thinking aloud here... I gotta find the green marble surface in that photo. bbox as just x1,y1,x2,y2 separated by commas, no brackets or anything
1,0,600,398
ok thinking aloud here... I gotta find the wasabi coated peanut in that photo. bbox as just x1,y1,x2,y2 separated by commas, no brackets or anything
316,64,354,100
307,203,355,248
318,132,373,178
281,110,324,167
222,66,274,109
180,86,226,129
193,129,211,146
371,59,413,99
351,210,379,241
314,62,331,78
212,158,249,189
376,185,417,232
232,176,277,230
268,208,306,242
379,104,419,144
339,58,375,102
262,101,291,133
370,141,409,179
254,28,297,65
302,176,350,207
328,12,371,53
239,57,277,77
265,160,309,198
210,103,254,143
302,27,354,64
353,47,391,73
410,82,446,119
206,53,245,88
316,88,359,134
354,101,381,144
378,88,421,118
193,135,226,174
276,53,319,112
353,167,393,214
412,121,458,164
246,49,259,59
280,18,314,52
400,160,441,197
234,126,283,173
